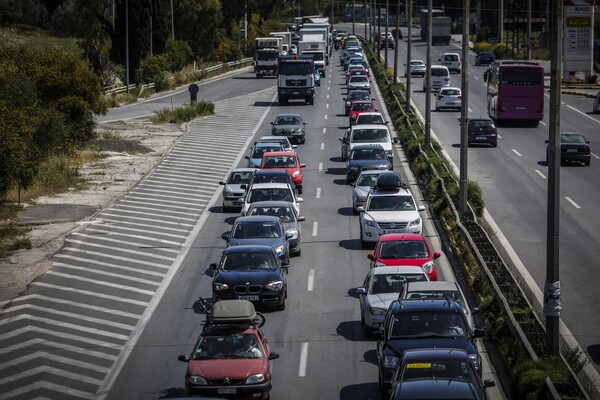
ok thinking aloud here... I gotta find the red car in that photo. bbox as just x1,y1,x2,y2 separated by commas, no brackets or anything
346,66,368,83
349,100,378,126
260,151,306,194
367,233,440,281
178,300,279,399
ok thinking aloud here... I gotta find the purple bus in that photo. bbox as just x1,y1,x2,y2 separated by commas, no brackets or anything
485,61,545,126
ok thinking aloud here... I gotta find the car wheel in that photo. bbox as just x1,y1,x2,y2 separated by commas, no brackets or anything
293,248,301,257
435,106,439,111
364,324,373,339
297,187,303,195
585,160,591,166
277,300,286,311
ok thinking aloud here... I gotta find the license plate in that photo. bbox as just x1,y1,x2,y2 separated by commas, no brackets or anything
476,136,486,140
516,106,526,110
293,91,300,95
218,388,237,394
446,102,455,105
566,149,578,153
384,230,404,234
237,295,259,301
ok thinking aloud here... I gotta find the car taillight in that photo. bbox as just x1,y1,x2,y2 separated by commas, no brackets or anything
457,96,462,100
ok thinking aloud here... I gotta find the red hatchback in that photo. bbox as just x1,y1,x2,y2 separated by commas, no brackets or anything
349,100,378,126
260,151,306,194
367,233,440,281
178,300,279,399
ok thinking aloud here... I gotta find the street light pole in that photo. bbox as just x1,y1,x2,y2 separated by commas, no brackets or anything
406,0,412,114
384,0,389,69
459,0,470,212
393,0,400,82
424,0,432,146
170,0,175,40
125,0,130,94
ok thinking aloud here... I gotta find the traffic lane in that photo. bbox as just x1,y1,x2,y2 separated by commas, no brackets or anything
96,67,274,123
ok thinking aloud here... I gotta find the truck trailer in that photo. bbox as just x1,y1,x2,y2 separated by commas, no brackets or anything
254,37,283,78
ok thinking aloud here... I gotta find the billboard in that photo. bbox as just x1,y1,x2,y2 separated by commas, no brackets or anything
563,0,595,79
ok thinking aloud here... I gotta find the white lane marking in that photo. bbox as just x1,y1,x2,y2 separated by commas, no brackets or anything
324,114,328,120
328,86,330,91
11,294,142,318
319,162,323,171
29,282,149,306
540,121,548,126
534,169,547,179
468,107,473,112
326,104,329,109
592,152,600,159
323,127,327,134
312,221,318,236
299,342,309,377
566,104,600,125
0,365,103,388
316,187,321,199
327,94,330,99
497,134,503,139
512,149,522,157
474,76,479,80
307,269,315,291
565,196,581,209
320,143,325,150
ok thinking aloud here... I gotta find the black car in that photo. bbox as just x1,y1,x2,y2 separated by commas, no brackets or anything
210,245,288,310
467,118,498,147
246,169,298,193
344,90,373,116
221,215,292,264
546,132,591,166
375,299,485,397
389,348,495,400
475,51,496,66
345,144,392,184
270,113,307,144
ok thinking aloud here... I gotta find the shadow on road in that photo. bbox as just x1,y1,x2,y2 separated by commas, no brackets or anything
339,382,381,400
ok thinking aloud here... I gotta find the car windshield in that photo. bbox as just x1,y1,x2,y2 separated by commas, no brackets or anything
441,89,460,96
356,173,380,187
249,206,295,223
251,146,282,158
367,195,416,211
349,91,370,101
233,221,281,238
561,133,586,144
357,115,384,124
370,274,426,294
379,240,429,259
411,61,424,66
193,333,264,360
228,171,253,184
261,138,289,148
351,128,388,143
399,360,477,384
249,188,294,203
263,156,297,168
390,311,468,339
350,76,369,83
352,103,374,112
444,54,459,61
252,174,291,185
221,252,277,270
432,68,448,77
276,116,301,125
350,148,387,160
405,290,468,315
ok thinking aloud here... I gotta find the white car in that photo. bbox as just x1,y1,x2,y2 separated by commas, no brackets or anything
354,112,387,126
399,280,479,331
347,75,371,93
593,90,600,114
423,65,450,92
358,173,425,247
241,182,303,216
339,124,397,164
435,87,462,111
406,59,426,77
356,266,430,337
256,136,296,152
439,52,461,73
351,170,385,213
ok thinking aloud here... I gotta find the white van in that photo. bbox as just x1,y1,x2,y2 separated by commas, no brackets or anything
423,65,450,92
439,52,461,73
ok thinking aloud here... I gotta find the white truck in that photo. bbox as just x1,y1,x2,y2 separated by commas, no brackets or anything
298,40,327,77
254,37,283,78
299,28,330,64
269,31,292,54
301,23,331,56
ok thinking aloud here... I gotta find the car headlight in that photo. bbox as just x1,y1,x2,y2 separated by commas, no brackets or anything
274,245,285,254
383,356,399,369
266,280,284,291
370,307,386,315
468,353,480,369
346,101,351,107
245,374,265,384
422,260,434,274
213,282,229,291
292,171,300,178
349,166,359,171
272,128,281,134
363,219,377,227
286,229,298,239
409,217,421,227
374,261,387,268
356,193,367,201
189,375,207,385
223,188,233,196
386,150,393,158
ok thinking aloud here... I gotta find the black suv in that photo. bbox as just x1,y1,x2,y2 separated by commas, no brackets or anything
375,299,485,397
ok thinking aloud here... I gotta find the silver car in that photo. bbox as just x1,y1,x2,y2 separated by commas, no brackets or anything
356,266,429,338
351,170,384,213
219,168,255,212
245,201,305,257
347,75,371,93
399,280,479,331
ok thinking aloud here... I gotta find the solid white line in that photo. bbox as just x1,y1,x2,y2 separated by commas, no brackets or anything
540,121,548,126
320,143,325,150
512,149,522,157
534,169,547,179
307,269,315,291
566,104,600,125
565,196,581,209
316,187,321,199
299,342,309,377
592,152,600,159
323,127,327,134
319,162,323,171
28,282,150,306
312,221,318,236
64,239,177,260
46,271,157,296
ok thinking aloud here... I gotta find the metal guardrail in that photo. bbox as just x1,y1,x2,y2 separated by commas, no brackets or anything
102,57,253,95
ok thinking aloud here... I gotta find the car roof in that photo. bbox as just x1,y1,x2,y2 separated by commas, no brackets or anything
223,244,276,254
379,233,427,241
402,347,471,362
263,151,298,157
370,266,426,275
351,124,389,130
234,215,281,223
249,182,293,189
247,200,295,208
404,281,460,292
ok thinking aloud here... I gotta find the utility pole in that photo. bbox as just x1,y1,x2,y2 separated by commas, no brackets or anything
393,0,400,82
125,0,129,94
365,0,368,40
353,0,356,34
170,0,175,40
527,0,532,60
406,0,412,114
424,0,432,146
385,0,389,69
459,0,470,212
545,0,563,358
498,0,503,45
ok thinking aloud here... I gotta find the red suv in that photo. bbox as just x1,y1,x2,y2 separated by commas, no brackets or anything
367,233,440,281
260,151,306,194
349,100,377,126
178,300,279,399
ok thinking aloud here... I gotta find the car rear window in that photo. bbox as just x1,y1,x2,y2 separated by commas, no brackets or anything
432,67,449,77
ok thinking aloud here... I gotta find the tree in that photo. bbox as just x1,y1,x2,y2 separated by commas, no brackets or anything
175,0,223,60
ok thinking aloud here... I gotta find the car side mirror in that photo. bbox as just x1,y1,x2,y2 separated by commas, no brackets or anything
472,307,480,315
433,251,441,259
418,206,426,212
357,206,364,212
221,232,231,241
297,197,304,202
367,253,375,261
473,328,485,338
178,354,190,362
268,352,280,360
393,138,399,144
297,216,305,222
303,122,307,125
300,164,306,168
371,330,382,340
219,181,226,185
209,263,218,270
483,379,496,388
270,122,274,125
285,231,295,240
356,287,367,294
292,145,298,149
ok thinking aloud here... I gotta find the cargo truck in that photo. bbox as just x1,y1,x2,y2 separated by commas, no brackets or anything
419,9,451,45
269,31,292,54
298,40,327,77
299,28,330,63
254,37,283,78
277,55,315,105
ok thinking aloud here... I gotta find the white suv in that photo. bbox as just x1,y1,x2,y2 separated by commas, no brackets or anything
339,124,398,165
439,52,461,73
357,172,425,247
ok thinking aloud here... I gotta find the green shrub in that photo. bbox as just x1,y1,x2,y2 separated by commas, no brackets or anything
473,42,494,54
492,43,513,59
163,39,194,72
137,54,168,84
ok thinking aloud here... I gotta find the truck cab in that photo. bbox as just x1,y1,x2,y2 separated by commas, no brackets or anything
276,55,315,106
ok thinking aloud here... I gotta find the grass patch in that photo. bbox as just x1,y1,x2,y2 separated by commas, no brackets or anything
151,100,215,123
0,26,81,54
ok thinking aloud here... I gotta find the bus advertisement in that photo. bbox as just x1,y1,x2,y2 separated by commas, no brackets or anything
484,61,545,126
